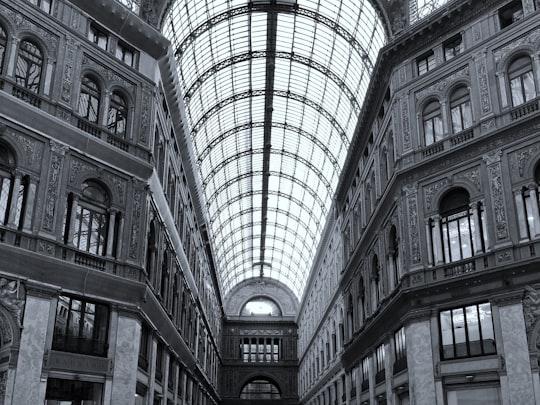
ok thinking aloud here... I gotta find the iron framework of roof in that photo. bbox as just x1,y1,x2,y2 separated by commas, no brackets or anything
164,0,387,299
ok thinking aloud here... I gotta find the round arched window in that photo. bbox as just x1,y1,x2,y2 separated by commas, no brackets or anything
240,296,281,316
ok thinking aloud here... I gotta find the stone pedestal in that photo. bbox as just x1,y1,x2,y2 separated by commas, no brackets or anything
10,293,52,404
110,314,141,404
406,319,437,405
499,303,536,405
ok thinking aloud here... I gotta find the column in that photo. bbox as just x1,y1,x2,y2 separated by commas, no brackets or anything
116,212,124,258
432,216,444,265
6,171,22,228
498,302,536,404
405,317,437,405
527,184,540,237
440,100,449,135
426,220,434,266
44,57,54,96
6,38,19,79
534,54,540,93
471,202,484,255
514,189,529,241
10,288,53,405
106,209,117,257
22,176,37,232
67,195,79,245
497,72,508,109
110,311,141,403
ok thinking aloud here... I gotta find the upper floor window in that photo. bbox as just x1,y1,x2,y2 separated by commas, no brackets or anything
444,35,462,61
0,143,28,231
107,91,128,137
394,327,406,374
423,100,443,145
516,163,540,241
361,357,369,392
241,296,281,316
78,76,101,123
65,180,111,256
509,55,536,107
0,25,6,74
115,41,135,67
417,51,435,76
88,24,108,50
499,0,524,29
450,86,473,133
431,188,486,264
439,302,496,360
15,39,43,93
52,295,110,357
28,0,52,13
375,343,385,384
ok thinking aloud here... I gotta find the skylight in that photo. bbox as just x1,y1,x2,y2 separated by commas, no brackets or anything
164,0,387,299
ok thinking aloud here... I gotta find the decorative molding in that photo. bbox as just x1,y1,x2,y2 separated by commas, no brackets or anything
139,85,152,143
0,279,24,329
509,143,540,178
415,66,469,101
61,37,79,104
401,95,411,151
82,54,135,93
424,178,448,211
41,145,65,233
11,132,44,170
484,151,508,240
493,28,540,65
406,192,421,263
523,285,540,334
474,52,492,115
454,166,482,193
128,182,144,259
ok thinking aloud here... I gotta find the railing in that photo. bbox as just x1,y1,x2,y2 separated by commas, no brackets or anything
443,258,476,278
77,118,102,137
12,85,42,108
375,369,385,384
510,99,539,120
449,128,473,146
393,356,407,374
52,334,108,357
74,251,107,271
422,141,444,157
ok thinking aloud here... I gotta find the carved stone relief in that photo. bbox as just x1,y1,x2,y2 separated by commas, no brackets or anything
423,178,448,211
415,66,469,101
10,132,44,171
61,37,79,104
474,52,492,115
404,185,421,264
509,143,540,179
401,95,411,151
139,85,152,144
82,55,135,93
454,166,482,193
0,279,25,329
41,143,66,233
484,151,509,241
128,182,144,260
494,28,540,65
3,5,59,55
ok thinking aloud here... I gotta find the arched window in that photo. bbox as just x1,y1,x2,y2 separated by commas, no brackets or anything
240,296,281,316
240,378,281,399
372,255,381,305
423,99,443,145
15,39,43,93
517,163,540,240
0,143,27,229
389,225,400,287
509,55,536,107
346,293,354,339
431,188,486,264
107,91,128,137
356,276,365,327
0,25,7,74
450,86,473,133
78,75,101,123
67,180,111,256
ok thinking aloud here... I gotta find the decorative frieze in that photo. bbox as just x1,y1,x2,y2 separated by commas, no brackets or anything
415,66,469,101
82,55,135,93
41,142,67,233
404,184,421,264
483,151,509,241
401,95,411,151
424,178,448,211
11,132,44,171
474,52,492,115
494,28,540,65
509,143,540,178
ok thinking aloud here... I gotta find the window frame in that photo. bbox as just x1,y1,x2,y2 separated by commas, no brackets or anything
15,39,44,93
0,25,7,75
78,75,102,124
449,86,473,134
423,99,444,146
417,51,435,76
88,23,108,50
439,302,496,361
508,55,536,107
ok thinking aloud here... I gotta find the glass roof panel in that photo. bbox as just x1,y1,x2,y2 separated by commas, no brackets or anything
165,0,387,299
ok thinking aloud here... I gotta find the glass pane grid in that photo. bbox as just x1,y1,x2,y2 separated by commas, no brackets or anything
165,0,386,299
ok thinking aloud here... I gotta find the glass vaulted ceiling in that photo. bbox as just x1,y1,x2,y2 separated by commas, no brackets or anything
163,0,386,299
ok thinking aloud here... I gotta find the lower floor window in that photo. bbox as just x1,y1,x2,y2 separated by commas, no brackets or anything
45,378,103,404
446,385,501,405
